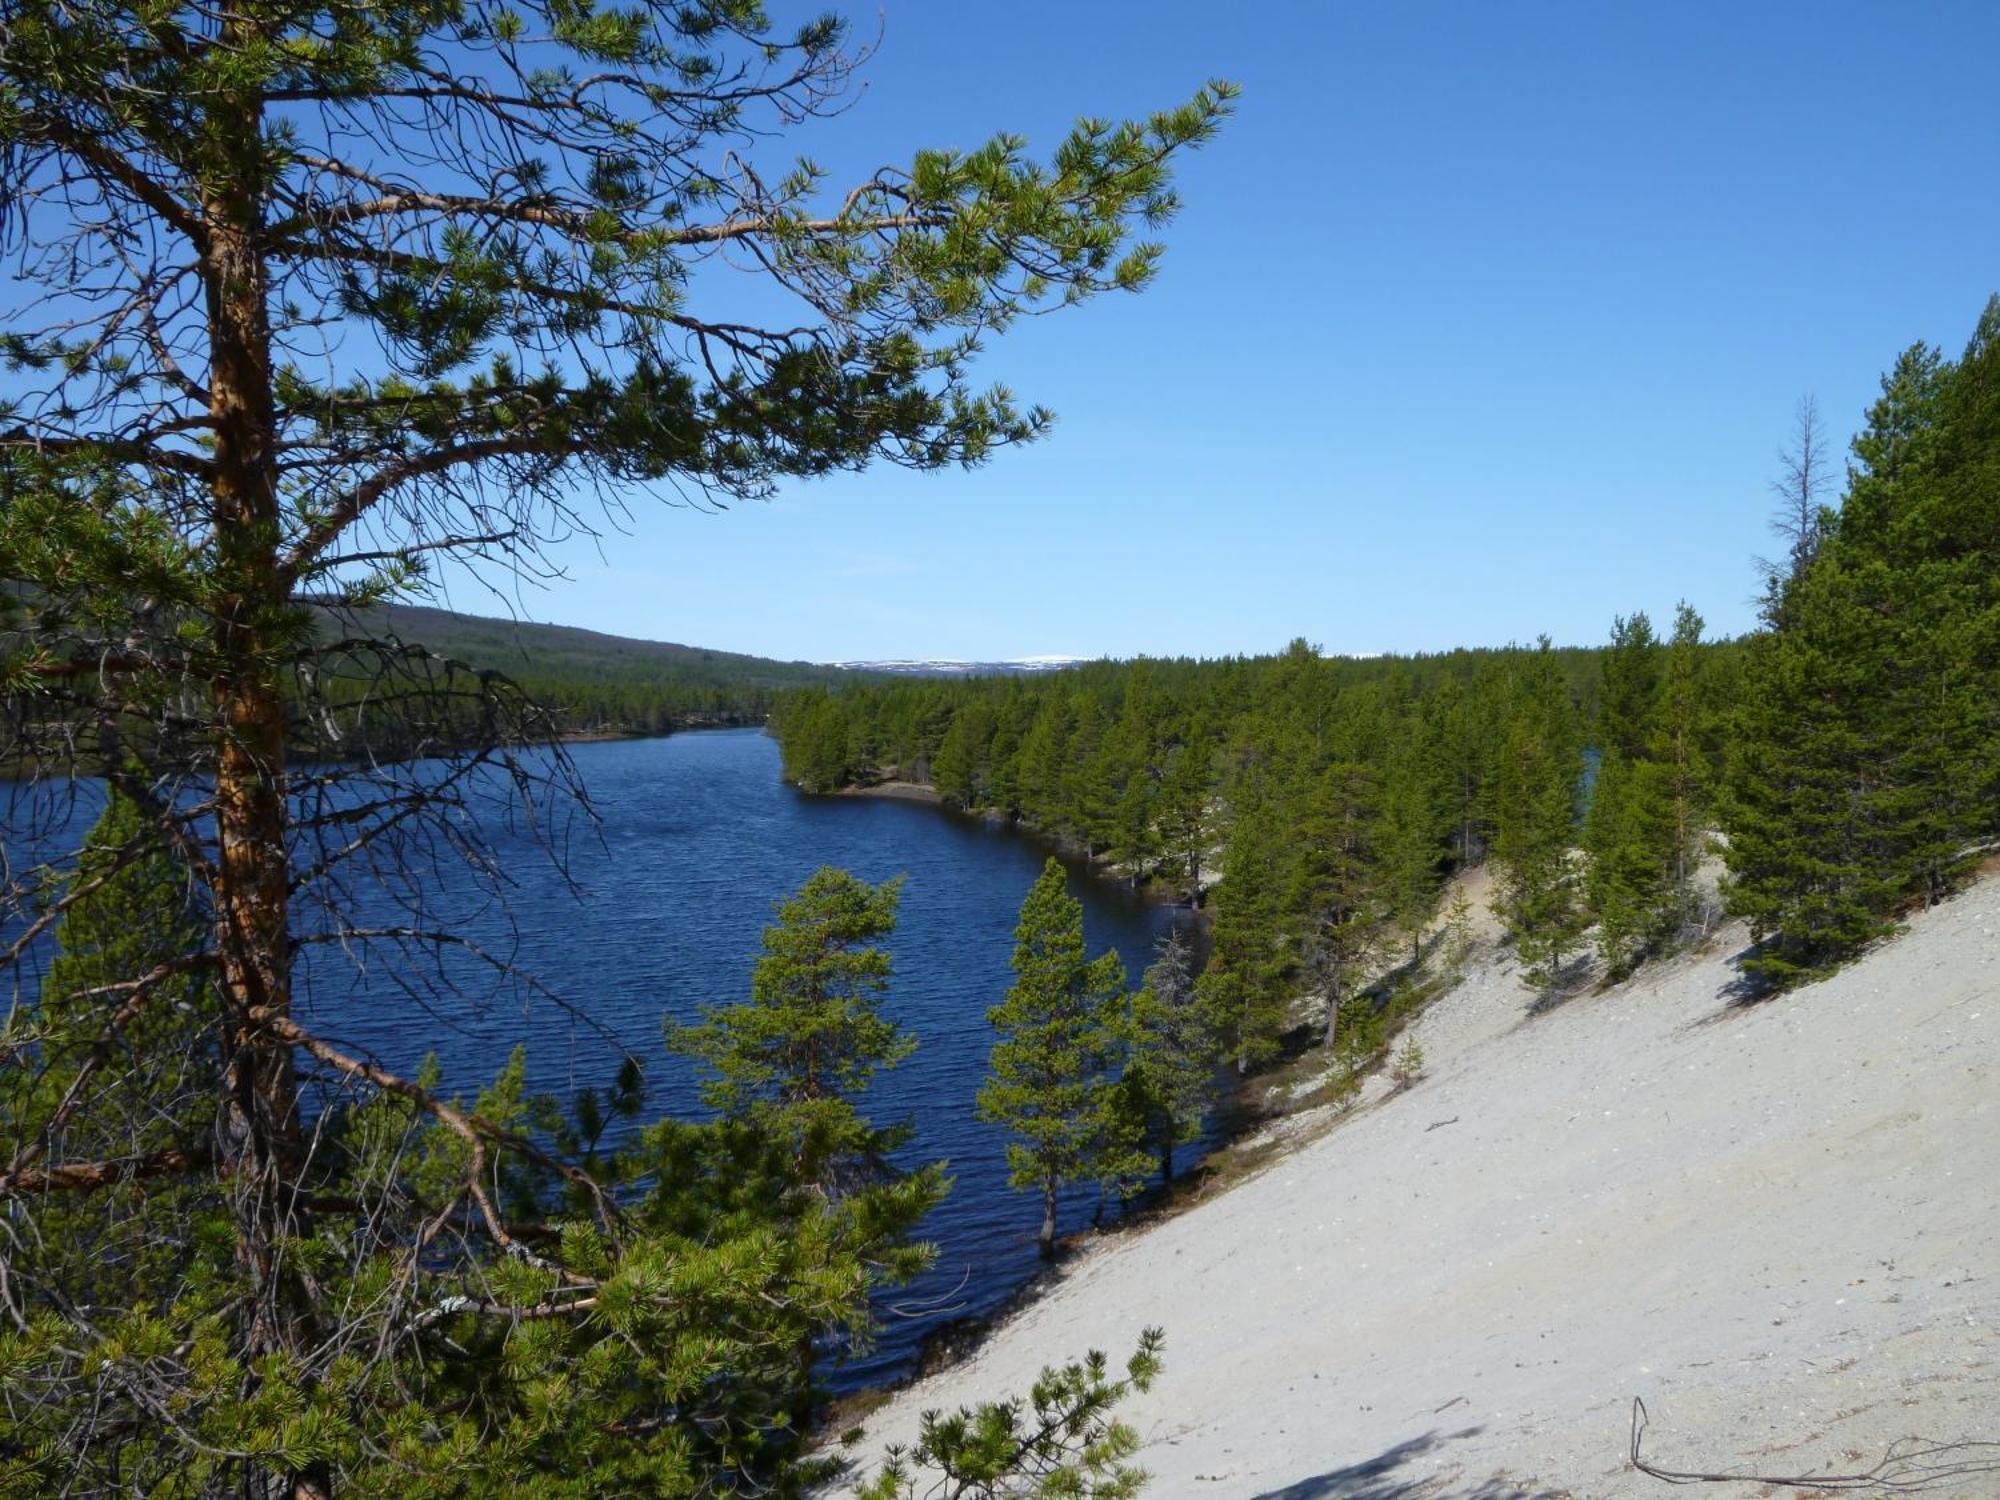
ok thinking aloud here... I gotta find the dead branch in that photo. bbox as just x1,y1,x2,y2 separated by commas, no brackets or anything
1630,1397,2000,1492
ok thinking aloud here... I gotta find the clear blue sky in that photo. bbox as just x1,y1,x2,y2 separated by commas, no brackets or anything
461,1,2000,663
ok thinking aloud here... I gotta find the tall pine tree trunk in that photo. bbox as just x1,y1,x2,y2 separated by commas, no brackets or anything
1039,1177,1058,1258
201,63,322,1499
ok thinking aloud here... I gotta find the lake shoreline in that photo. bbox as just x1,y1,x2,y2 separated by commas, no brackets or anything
818,776,1201,913
833,778,945,805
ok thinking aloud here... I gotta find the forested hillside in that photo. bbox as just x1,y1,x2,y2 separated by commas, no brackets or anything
330,604,871,736
775,299,2000,1057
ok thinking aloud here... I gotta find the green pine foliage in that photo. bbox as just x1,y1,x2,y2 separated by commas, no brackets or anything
977,859,1146,1256
1377,727,1452,967
1723,299,2000,983
0,0,1236,1487
1584,750,1678,975
1582,610,1712,975
1197,766,1299,1073
859,1328,1165,1500
1119,930,1220,1185
1492,640,1587,994
1,790,220,1312
773,638,1700,1060
1296,761,1386,1051
666,867,945,1268
1658,602,1715,926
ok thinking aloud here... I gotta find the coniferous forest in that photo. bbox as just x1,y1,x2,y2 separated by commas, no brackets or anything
776,299,2000,1036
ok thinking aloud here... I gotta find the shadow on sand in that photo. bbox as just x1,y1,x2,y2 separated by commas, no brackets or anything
1249,1426,1576,1500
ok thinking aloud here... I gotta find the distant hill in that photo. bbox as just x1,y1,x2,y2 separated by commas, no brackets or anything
336,603,864,694
319,603,875,737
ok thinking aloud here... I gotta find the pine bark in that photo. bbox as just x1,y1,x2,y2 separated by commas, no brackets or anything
199,47,322,1497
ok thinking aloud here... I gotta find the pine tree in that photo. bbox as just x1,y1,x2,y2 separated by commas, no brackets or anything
779,692,855,793
1657,602,1712,930
666,867,946,1435
666,867,939,1218
1598,613,1661,763
2,790,220,1310
1197,767,1296,1072
1492,640,1586,994
1583,750,1676,975
0,9,1231,1480
1296,761,1385,1052
1159,731,1214,906
977,859,1141,1257
1724,299,2000,982
1582,612,1682,974
931,712,981,808
1376,725,1449,968
1120,929,1218,1185
1017,697,1076,833
1722,575,1901,982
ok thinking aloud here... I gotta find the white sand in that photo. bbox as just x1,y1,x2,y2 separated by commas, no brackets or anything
842,878,2000,1498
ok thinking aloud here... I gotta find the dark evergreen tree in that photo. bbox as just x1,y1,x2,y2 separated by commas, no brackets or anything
1657,602,1712,929
1296,761,1385,1052
1,791,219,1311
1725,300,2000,982
1492,640,1586,993
1119,930,1218,1185
1597,612,1661,763
1159,730,1215,907
977,860,1141,1257
1583,750,1676,975
1377,724,1450,967
1197,767,1296,1072
666,867,946,1435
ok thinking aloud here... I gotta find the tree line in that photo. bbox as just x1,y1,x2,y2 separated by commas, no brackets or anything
774,631,1739,1074
775,296,2000,1043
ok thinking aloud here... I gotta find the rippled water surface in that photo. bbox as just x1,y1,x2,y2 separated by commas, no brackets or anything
28,729,1194,1388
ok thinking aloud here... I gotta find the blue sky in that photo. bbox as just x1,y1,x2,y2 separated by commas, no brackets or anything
457,1,2000,663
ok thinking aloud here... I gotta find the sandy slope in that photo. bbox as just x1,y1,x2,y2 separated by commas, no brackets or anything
842,879,2000,1498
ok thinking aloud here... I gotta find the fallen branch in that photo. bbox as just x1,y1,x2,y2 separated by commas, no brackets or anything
1630,1397,2000,1491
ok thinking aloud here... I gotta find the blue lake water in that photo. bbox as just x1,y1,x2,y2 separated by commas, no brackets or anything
5,729,1200,1389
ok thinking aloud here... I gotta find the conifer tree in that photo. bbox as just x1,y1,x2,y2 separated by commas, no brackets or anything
1296,761,1385,1052
666,867,945,1434
1377,726,1450,967
1583,750,1676,975
1657,602,1712,928
1722,568,1902,981
1017,698,1076,833
666,867,942,1231
0,5,1231,1480
977,859,1141,1257
1583,613,1681,974
931,712,982,809
1119,930,1217,1185
1492,640,1586,994
1,790,219,1311
1598,613,1662,763
1197,766,1296,1072
1159,730,1215,906
1724,299,2000,980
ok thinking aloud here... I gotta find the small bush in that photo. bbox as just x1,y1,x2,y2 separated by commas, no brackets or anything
1390,1037,1425,1089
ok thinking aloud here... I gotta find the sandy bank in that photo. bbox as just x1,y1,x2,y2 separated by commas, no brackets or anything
839,879,2000,1498
833,780,945,805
